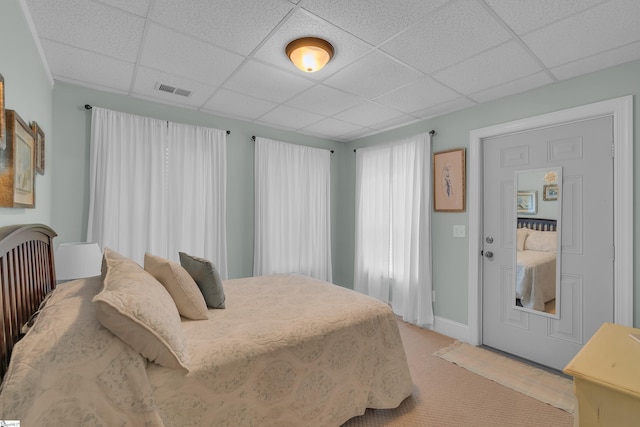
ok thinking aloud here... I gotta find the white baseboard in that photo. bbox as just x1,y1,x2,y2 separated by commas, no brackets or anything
428,315,470,343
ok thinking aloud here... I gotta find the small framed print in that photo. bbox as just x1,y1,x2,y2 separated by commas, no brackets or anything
543,184,558,201
433,148,465,212
31,121,45,174
0,110,36,208
517,191,537,215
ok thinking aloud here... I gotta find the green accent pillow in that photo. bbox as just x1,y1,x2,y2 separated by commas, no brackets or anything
179,252,226,309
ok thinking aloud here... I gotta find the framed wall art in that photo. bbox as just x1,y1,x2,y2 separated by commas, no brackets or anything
543,184,558,201
517,191,537,215
0,73,5,150
31,121,45,174
0,110,36,208
433,148,465,212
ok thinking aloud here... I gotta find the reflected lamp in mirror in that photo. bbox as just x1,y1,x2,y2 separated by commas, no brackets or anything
55,242,102,282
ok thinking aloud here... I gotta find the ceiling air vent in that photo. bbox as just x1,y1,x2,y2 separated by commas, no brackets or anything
155,82,192,97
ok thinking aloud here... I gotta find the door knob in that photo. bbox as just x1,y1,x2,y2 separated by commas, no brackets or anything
485,251,494,259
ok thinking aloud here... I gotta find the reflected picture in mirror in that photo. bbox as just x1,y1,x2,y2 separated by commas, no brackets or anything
513,168,562,319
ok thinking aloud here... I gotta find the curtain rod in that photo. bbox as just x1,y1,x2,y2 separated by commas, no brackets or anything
84,104,231,135
353,129,436,152
252,135,334,154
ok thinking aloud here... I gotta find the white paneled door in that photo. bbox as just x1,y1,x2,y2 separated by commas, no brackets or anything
481,116,614,371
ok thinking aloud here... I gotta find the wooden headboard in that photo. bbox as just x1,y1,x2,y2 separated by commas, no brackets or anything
517,217,557,232
0,224,57,379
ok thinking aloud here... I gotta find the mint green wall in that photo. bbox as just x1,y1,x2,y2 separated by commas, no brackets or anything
0,0,53,227
342,59,640,327
51,83,343,282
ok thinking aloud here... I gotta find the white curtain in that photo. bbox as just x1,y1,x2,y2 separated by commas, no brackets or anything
87,107,228,277
254,137,332,281
165,121,227,276
354,133,433,327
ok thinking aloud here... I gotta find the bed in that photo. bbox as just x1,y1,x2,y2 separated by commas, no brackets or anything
515,218,558,311
0,224,412,426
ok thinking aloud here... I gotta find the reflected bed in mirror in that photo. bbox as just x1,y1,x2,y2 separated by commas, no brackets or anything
514,168,562,319
516,218,557,313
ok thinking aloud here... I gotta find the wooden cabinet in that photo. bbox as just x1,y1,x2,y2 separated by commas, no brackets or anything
563,322,640,426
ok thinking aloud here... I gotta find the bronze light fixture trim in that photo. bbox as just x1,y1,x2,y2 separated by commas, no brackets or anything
286,37,334,73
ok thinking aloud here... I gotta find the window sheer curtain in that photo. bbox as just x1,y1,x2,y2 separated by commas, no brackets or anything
354,133,433,327
87,107,228,277
254,137,332,281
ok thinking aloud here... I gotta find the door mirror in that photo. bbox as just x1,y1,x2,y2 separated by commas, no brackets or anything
513,168,562,318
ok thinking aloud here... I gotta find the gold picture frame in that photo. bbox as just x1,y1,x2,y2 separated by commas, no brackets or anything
0,110,36,208
543,184,558,201
517,191,537,215
31,121,45,174
433,148,466,212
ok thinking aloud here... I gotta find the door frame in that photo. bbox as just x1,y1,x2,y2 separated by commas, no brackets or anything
468,95,633,346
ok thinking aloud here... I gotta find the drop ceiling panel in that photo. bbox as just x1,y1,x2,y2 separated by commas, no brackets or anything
374,77,460,114
256,105,325,130
203,89,277,121
99,0,150,17
301,0,449,45
550,40,640,81
381,0,512,74
150,0,294,55
469,71,553,104
413,97,476,121
370,114,421,132
42,40,134,92
140,24,245,86
223,60,315,103
324,50,423,99
301,117,362,140
26,0,145,62
333,102,406,128
433,41,542,95
284,85,362,117
523,0,640,68
483,0,606,35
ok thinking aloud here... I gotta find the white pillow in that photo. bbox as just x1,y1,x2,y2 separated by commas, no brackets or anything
524,230,557,253
93,248,190,371
516,228,529,252
144,253,208,320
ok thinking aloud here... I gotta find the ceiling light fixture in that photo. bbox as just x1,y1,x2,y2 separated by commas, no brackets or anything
286,37,334,73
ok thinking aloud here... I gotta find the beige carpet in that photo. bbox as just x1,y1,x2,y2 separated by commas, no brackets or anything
343,320,574,427
434,341,575,414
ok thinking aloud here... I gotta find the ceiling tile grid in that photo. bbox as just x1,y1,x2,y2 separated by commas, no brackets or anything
373,76,461,115
41,39,135,93
380,0,513,75
26,0,146,62
522,0,640,68
323,50,424,100
22,0,640,141
138,24,246,88
432,40,543,95
148,0,296,56
203,88,278,121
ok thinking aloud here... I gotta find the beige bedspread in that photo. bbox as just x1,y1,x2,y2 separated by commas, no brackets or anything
0,277,164,426
0,274,412,427
149,273,413,426
516,250,557,311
